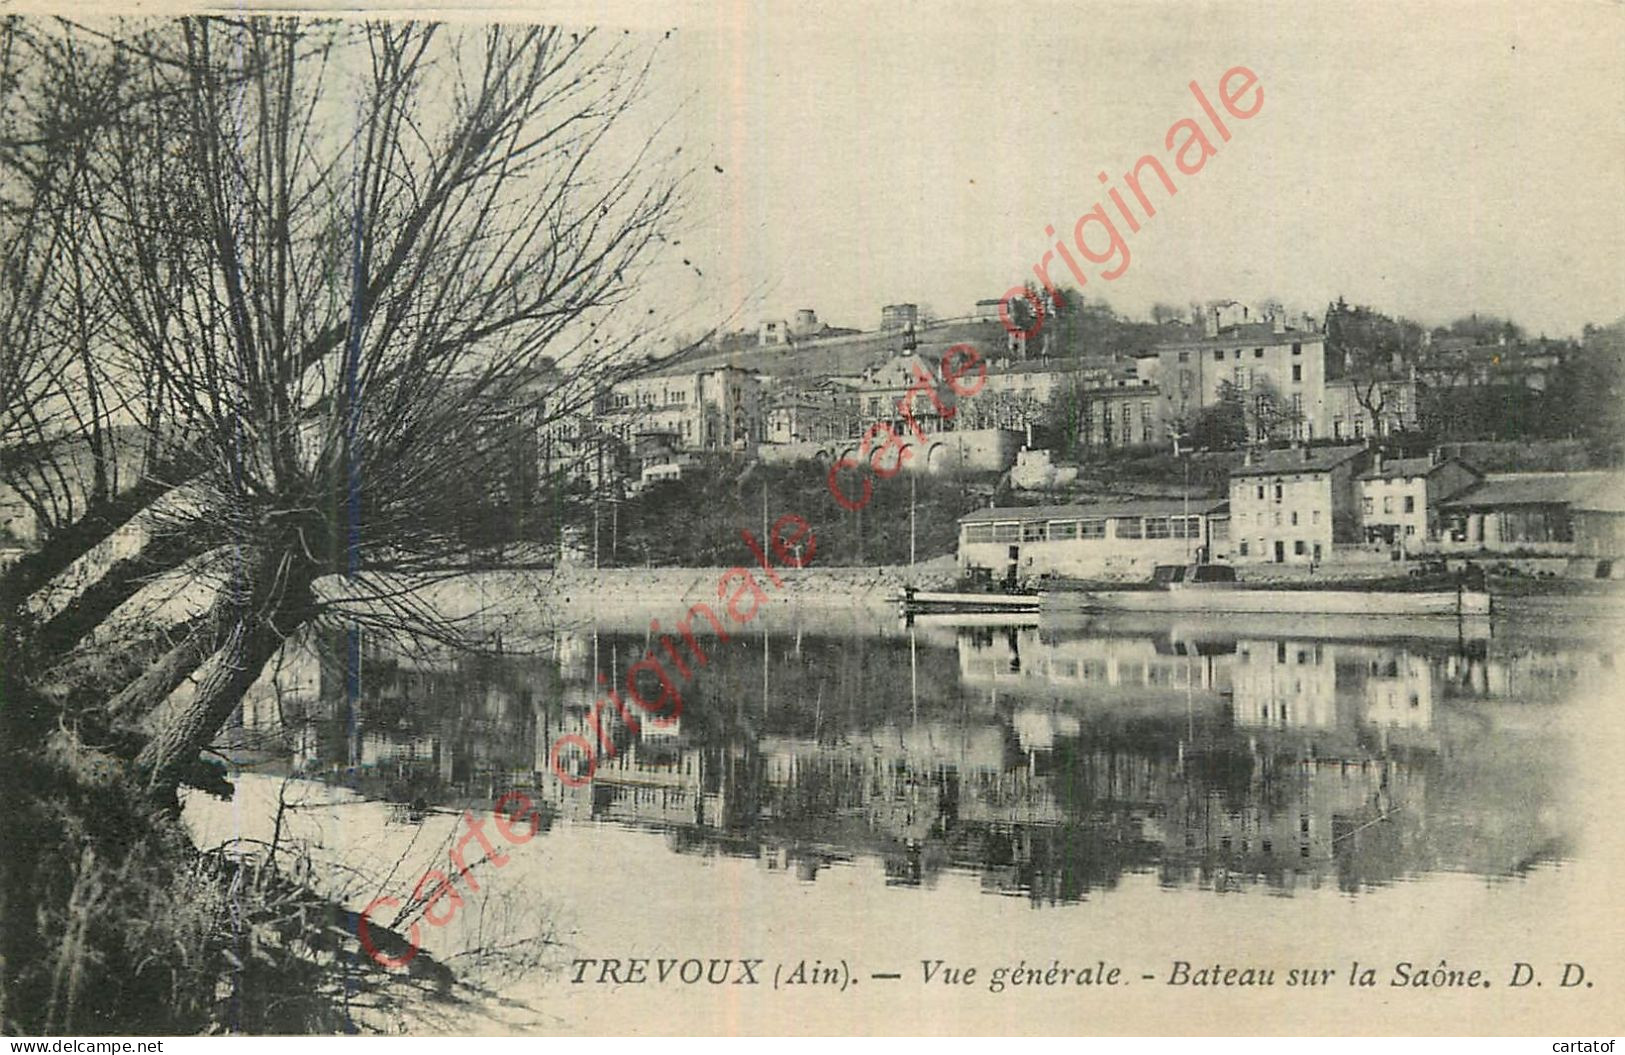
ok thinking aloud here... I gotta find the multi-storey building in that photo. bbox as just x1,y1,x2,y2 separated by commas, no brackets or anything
1357,454,1481,550
853,353,961,437
763,382,860,444
1227,445,1368,564
1149,319,1328,442
601,364,762,454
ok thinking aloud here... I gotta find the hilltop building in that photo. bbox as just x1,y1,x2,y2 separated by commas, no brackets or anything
880,303,919,333
1147,308,1328,443
602,363,763,455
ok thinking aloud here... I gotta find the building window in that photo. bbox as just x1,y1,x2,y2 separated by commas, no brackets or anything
1291,511,1299,526
1363,497,1374,515
1116,517,1144,539
1239,540,1250,556
1312,509,1320,524
1274,483,1283,502
1292,343,1302,355
1049,520,1079,540
1023,522,1047,541
1405,524,1416,536
1294,540,1306,556
1078,518,1106,539
1404,496,1416,513
1178,351,1190,363
1213,349,1224,362
1274,511,1282,526
1141,401,1153,443
1292,363,1303,382
1256,485,1265,501
1383,496,1393,514
1145,517,1171,539
993,523,1020,542
1254,348,1264,358
965,524,995,543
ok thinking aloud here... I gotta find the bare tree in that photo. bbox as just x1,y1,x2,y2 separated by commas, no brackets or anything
2,14,688,1033
8,15,685,791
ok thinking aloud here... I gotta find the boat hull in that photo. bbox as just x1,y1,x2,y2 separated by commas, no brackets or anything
1040,588,1491,617
898,590,1042,615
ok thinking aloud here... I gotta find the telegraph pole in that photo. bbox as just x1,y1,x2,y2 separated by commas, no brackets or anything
909,471,917,571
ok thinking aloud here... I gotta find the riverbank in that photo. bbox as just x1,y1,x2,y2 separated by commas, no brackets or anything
394,558,961,644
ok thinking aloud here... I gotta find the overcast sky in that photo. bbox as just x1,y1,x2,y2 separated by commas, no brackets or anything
624,0,1625,340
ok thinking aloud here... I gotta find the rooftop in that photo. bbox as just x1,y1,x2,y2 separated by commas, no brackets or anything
959,498,1228,524
1440,471,1625,511
661,318,1011,381
1230,445,1366,478
1154,322,1323,350
1359,456,1477,481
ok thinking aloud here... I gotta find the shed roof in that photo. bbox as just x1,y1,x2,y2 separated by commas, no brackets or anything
1439,472,1625,510
959,498,1228,524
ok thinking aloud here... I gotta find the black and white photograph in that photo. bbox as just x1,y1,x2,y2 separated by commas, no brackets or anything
2,0,1623,1040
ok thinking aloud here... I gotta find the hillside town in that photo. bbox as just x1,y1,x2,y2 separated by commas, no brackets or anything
14,294,1593,585
589,297,1625,582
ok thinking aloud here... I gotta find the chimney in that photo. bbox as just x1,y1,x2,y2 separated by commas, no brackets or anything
1374,450,1385,474
1204,309,1219,338
1272,312,1285,335
1243,448,1254,467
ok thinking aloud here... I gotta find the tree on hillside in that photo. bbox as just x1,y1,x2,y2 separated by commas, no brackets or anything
1325,296,1425,433
1189,381,1247,450
1150,302,1185,325
1040,376,1104,458
1549,321,1625,459
1445,313,1524,345
1246,377,1303,443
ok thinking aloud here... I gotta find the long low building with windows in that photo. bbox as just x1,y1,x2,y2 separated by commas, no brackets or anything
957,499,1231,582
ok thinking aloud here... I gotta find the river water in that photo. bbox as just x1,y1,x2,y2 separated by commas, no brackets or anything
186,605,1625,1033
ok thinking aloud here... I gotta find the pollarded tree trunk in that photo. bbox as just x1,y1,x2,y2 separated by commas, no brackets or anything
104,608,222,723
133,550,315,801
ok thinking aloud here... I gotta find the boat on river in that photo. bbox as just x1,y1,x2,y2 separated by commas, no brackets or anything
901,564,1491,619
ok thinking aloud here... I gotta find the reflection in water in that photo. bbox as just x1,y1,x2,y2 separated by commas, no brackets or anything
237,617,1598,905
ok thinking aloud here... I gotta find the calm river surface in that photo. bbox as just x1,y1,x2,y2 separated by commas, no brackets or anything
187,606,1623,1032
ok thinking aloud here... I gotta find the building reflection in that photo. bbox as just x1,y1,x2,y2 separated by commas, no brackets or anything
237,620,1595,902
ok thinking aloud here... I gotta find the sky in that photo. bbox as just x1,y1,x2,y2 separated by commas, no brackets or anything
613,0,1625,341
24,0,1623,341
